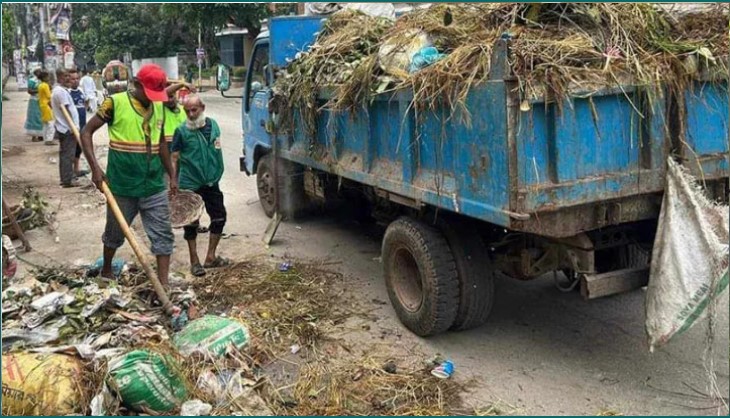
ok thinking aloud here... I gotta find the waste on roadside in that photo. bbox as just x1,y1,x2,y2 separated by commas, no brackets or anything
431,359,455,379
174,315,250,358
180,399,213,416
107,349,188,414
1,256,477,416
1,352,84,416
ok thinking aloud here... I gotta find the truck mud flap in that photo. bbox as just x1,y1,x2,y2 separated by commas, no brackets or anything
580,267,649,300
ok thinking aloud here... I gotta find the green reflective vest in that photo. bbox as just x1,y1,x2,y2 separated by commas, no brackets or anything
106,93,166,198
163,105,187,144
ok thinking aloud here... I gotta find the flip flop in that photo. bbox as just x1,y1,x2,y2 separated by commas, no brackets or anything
203,256,230,269
191,263,206,277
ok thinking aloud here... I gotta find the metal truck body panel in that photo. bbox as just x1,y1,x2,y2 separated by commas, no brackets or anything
243,16,729,238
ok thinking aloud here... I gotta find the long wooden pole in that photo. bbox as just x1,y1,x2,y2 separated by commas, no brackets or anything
2,198,31,252
59,105,173,313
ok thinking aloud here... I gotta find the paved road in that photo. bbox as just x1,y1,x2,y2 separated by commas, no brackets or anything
2,86,728,415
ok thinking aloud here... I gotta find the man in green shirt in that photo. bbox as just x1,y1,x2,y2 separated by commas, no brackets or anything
80,64,177,286
171,95,227,277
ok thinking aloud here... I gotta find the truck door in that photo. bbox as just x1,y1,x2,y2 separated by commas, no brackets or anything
243,40,271,174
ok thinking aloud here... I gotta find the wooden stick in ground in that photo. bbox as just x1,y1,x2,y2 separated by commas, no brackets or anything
58,105,173,314
2,198,31,252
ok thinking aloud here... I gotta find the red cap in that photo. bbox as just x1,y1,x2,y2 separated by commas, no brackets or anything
135,64,168,102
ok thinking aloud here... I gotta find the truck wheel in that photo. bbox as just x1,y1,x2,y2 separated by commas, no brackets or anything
256,154,305,219
382,217,459,336
256,154,277,218
438,218,495,331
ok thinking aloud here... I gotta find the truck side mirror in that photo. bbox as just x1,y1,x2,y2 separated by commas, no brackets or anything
216,64,231,92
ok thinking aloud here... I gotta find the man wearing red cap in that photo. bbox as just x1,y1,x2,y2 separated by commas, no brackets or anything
80,64,177,287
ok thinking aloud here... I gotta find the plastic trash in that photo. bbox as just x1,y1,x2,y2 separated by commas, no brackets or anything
174,316,250,358
90,384,115,416
181,399,213,416
409,47,447,73
278,262,293,272
378,30,432,78
431,360,455,379
1,352,84,415
88,257,127,278
107,350,187,414
197,369,254,406
2,234,17,279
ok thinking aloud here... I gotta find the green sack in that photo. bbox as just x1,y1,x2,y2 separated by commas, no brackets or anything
108,350,187,413
173,316,250,358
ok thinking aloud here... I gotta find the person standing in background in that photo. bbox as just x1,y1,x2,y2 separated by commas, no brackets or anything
80,69,98,113
51,68,81,187
24,69,44,142
69,70,90,177
37,70,55,145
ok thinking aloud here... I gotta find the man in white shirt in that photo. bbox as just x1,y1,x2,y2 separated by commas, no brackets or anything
80,69,98,113
51,68,81,188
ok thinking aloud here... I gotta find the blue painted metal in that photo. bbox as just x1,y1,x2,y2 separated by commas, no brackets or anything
242,17,729,237
269,16,324,69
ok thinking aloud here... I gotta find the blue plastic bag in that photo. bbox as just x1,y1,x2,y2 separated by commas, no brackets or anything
408,47,447,73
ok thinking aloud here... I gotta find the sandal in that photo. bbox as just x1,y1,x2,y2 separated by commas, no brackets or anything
204,256,230,269
191,263,206,277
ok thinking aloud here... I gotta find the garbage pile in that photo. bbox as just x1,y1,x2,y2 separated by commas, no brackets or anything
274,3,729,133
0,263,262,416
2,258,480,416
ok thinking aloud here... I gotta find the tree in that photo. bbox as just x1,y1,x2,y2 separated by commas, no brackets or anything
2,4,16,97
71,4,193,65
160,4,271,35
161,4,271,62
2,4,16,62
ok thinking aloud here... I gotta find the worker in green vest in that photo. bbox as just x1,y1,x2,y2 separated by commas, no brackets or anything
171,95,227,277
163,82,194,149
80,64,177,287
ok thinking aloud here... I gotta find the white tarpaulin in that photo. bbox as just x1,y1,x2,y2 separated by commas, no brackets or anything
305,3,396,20
646,158,729,351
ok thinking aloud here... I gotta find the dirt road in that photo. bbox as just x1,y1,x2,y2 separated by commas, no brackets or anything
2,86,727,415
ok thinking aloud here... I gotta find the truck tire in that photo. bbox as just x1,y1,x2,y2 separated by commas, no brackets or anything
438,218,495,331
382,217,459,336
256,153,305,219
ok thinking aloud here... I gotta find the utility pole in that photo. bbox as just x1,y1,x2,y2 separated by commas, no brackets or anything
197,22,202,90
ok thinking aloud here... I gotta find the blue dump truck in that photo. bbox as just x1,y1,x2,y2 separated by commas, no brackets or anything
217,16,729,336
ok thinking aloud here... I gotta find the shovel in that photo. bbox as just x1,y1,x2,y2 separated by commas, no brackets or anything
59,105,174,314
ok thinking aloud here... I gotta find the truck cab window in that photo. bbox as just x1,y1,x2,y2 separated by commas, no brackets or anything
245,43,269,112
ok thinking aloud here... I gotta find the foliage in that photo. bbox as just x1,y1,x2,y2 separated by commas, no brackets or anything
160,4,270,34
232,66,247,78
69,4,271,67
71,4,185,65
2,4,16,62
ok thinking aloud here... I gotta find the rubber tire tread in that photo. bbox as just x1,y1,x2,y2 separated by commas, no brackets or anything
439,218,495,331
256,153,306,219
382,217,460,336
